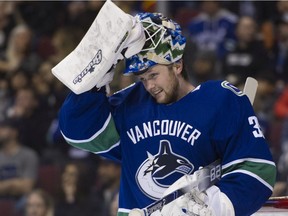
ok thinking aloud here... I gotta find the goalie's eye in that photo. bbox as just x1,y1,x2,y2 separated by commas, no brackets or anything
139,72,159,83
149,73,158,79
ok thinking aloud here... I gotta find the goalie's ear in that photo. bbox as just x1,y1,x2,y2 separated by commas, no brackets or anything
172,60,183,76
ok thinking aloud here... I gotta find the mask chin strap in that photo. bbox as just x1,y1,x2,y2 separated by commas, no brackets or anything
141,20,166,52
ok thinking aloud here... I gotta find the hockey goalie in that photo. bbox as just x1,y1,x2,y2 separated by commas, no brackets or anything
53,0,276,215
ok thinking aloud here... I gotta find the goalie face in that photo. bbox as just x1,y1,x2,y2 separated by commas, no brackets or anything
137,62,183,104
124,12,186,74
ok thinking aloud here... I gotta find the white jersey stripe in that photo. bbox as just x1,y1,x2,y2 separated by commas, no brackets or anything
91,141,121,154
222,158,276,170
61,113,112,143
222,169,274,191
118,208,131,213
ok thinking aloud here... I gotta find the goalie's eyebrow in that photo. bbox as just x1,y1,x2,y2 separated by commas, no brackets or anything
133,68,149,76
138,72,159,83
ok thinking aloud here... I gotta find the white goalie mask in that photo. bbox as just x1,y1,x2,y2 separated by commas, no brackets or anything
124,12,186,74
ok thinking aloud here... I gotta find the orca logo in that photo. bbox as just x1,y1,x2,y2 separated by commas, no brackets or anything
136,140,194,200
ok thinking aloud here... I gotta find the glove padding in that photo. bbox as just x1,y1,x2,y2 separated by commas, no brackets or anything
51,0,145,95
96,15,145,91
123,15,146,58
154,186,234,216
155,189,213,216
155,170,235,216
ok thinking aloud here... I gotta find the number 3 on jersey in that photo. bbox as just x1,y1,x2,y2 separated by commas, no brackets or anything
248,116,264,138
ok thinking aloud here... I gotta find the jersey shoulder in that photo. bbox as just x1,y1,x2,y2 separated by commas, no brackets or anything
194,80,253,116
109,81,149,108
198,80,248,105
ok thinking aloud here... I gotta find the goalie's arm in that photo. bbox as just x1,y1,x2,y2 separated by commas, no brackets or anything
59,89,121,161
213,85,276,216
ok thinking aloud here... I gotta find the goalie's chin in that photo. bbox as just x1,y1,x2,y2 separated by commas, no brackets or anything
153,93,177,105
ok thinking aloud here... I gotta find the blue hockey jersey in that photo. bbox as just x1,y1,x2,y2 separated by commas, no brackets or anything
59,80,276,216
187,9,238,59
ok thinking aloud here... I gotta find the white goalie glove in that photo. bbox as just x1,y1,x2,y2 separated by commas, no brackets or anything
151,174,234,216
52,0,145,94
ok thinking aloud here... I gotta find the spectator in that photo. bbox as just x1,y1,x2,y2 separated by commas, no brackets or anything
275,122,288,196
273,0,288,25
0,78,11,121
222,16,272,86
0,2,17,51
187,0,238,59
274,85,288,119
48,27,83,65
223,1,277,24
223,1,258,19
254,75,277,133
91,158,121,216
169,1,200,28
0,24,42,77
272,85,288,195
36,60,69,114
222,1,277,52
16,1,66,38
54,161,96,216
189,50,219,86
272,16,288,85
25,189,54,216
0,119,39,200
6,87,53,155
8,70,30,96
61,1,103,32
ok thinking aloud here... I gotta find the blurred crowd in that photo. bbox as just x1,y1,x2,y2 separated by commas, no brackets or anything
0,1,288,216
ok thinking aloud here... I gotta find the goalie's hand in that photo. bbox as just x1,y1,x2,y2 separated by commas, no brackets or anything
51,0,145,95
158,190,213,216
95,68,115,94
95,15,145,91
159,172,235,216
123,15,145,58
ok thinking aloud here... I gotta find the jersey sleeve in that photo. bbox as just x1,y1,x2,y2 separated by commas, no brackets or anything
212,82,276,215
59,90,121,161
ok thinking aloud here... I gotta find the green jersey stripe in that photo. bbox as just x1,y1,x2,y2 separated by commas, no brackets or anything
62,113,113,143
65,116,120,153
117,208,130,216
222,160,276,189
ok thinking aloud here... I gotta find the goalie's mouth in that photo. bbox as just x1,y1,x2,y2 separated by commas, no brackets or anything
151,89,163,97
154,90,162,94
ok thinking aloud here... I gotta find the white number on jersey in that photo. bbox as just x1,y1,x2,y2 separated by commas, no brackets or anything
248,116,264,138
210,164,221,182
